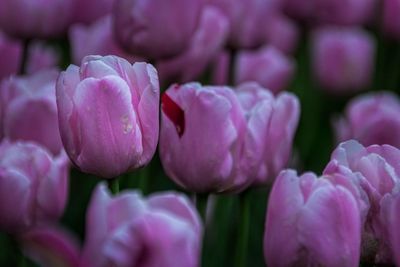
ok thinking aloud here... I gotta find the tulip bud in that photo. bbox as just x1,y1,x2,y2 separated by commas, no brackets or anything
0,141,69,233
113,0,204,59
0,0,74,38
235,46,295,94
56,55,159,178
312,27,375,94
81,183,202,267
0,32,22,81
334,92,400,148
1,69,63,155
264,170,361,267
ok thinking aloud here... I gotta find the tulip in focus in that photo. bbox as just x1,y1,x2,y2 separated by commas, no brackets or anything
0,69,63,155
56,55,159,178
264,170,361,267
236,82,300,184
0,0,74,38
160,82,299,192
80,183,202,267
381,192,400,267
70,16,138,65
0,32,22,81
0,141,69,233
114,0,204,59
335,92,400,148
312,27,375,94
324,140,400,263
235,46,295,94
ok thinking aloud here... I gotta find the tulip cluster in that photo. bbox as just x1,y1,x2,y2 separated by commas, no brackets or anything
0,0,400,267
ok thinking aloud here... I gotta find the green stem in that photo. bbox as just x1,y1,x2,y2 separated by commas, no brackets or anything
138,167,149,194
234,192,251,267
196,193,209,223
19,256,26,267
108,178,120,195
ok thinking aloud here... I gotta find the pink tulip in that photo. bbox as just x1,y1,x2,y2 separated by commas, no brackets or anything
0,69,63,155
0,0,74,38
81,183,202,267
156,6,229,84
312,26,375,94
207,0,281,48
235,46,295,94
211,51,230,85
236,82,300,184
382,0,400,40
56,55,159,178
264,170,361,267
0,32,22,81
72,0,115,24
324,140,400,263
335,92,400,148
25,41,60,74
113,0,204,59
70,16,139,65
0,140,69,233
20,225,81,267
264,14,299,54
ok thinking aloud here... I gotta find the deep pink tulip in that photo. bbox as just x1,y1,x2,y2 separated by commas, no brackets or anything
0,0,74,38
324,140,400,263
312,27,375,94
0,32,22,81
0,69,63,155
0,141,69,233
113,0,204,59
25,41,59,74
81,183,202,267
156,6,229,84
70,16,139,65
264,170,361,267
236,82,300,184
207,0,281,48
56,55,159,178
72,0,115,24
20,225,81,267
335,92,400,148
235,46,295,94
382,0,400,40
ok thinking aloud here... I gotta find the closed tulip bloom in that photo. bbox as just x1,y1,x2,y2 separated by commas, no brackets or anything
160,83,270,193
56,55,159,178
81,183,202,267
0,141,69,233
382,0,400,40
156,6,229,84
235,46,295,94
0,0,74,38
114,0,204,59
381,192,400,266
236,82,300,184
264,170,361,267
312,27,375,94
0,32,22,81
324,140,400,263
0,69,63,155
264,14,299,54
21,225,81,267
335,92,400,148
70,16,139,65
